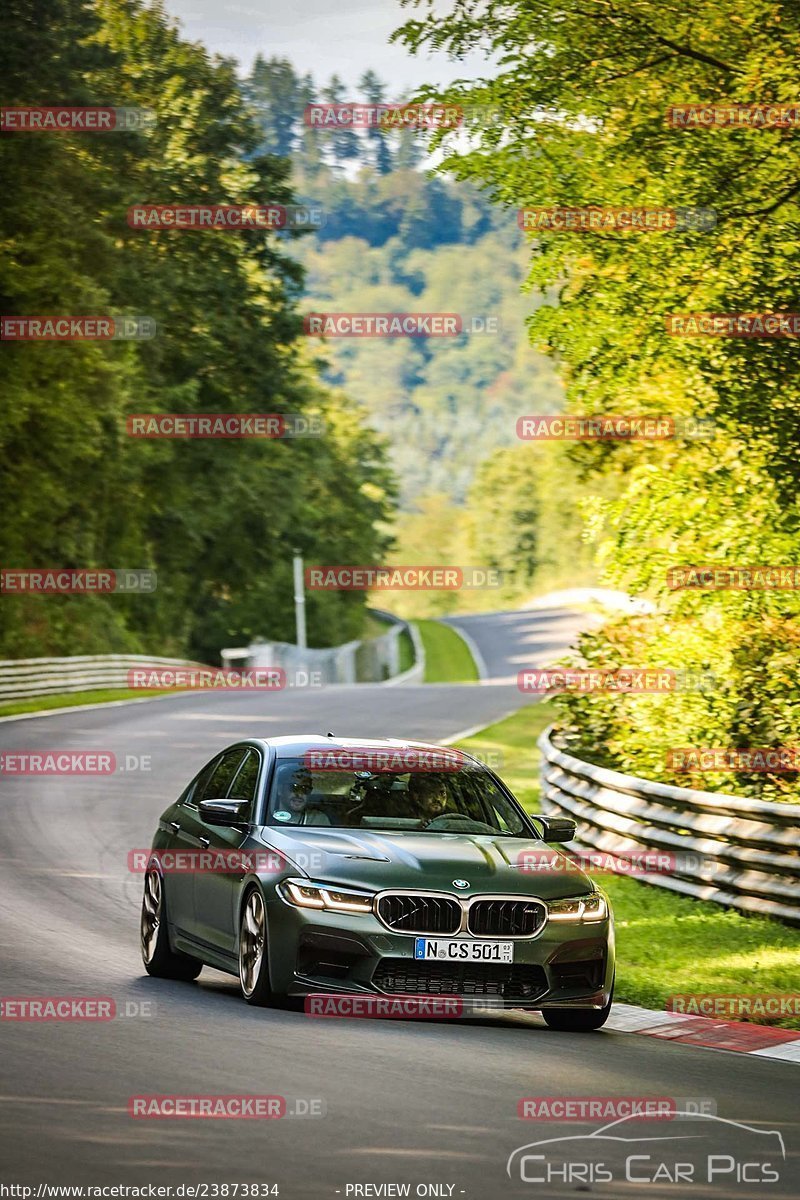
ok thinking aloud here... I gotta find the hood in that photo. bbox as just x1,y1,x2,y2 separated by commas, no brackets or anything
256,826,593,900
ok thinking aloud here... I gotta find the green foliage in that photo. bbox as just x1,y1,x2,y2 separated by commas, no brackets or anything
242,57,593,612
297,231,562,505
556,457,800,799
466,446,539,589
0,0,394,661
242,57,565,503
382,496,468,619
397,0,800,797
385,442,603,619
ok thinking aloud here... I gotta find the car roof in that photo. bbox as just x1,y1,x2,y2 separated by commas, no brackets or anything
259,735,472,760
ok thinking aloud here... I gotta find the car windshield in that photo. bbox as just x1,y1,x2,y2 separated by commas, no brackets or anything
266,756,529,835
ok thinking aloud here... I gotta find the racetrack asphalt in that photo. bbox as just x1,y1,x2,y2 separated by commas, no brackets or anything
0,606,797,1198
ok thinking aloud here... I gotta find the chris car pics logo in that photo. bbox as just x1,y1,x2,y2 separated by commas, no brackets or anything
507,1112,785,1186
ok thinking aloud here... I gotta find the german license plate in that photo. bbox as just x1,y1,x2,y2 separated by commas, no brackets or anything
414,938,514,963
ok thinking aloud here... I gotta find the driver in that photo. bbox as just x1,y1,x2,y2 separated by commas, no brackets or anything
276,770,314,822
408,772,450,823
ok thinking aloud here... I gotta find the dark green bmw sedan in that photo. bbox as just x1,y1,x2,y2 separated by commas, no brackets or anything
140,735,614,1029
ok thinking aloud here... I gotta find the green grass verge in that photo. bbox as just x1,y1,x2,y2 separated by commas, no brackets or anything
414,619,479,683
396,628,416,675
454,702,800,1029
0,688,167,718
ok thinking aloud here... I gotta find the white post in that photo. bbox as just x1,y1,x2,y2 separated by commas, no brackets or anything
293,550,307,650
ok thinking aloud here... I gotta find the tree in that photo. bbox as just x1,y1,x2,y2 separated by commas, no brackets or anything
396,0,800,797
0,0,395,660
466,448,539,585
359,70,394,175
320,74,361,170
242,56,303,159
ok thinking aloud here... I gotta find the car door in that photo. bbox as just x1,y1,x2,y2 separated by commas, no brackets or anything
170,747,249,949
160,759,220,948
192,747,263,958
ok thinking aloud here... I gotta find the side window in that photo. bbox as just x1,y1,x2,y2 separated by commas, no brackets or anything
195,749,248,804
183,758,218,808
484,784,526,835
228,749,261,818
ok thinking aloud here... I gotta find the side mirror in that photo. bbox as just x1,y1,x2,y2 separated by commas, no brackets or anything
539,815,577,843
198,798,250,827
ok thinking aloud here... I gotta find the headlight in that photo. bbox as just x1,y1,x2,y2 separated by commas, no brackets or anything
280,879,373,914
548,893,608,923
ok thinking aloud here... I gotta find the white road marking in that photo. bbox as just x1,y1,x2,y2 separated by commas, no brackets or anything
165,713,285,721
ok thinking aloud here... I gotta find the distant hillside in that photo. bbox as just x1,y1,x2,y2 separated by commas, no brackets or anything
243,58,565,508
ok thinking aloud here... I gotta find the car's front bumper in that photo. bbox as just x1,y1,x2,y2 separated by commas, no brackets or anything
265,896,614,1011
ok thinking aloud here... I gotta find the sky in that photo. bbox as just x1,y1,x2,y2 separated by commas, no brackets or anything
162,0,494,90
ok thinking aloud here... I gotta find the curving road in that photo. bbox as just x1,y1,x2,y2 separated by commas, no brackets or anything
442,605,601,684
0,606,797,1198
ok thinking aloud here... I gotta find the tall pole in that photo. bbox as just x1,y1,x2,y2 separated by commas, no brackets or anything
293,549,307,650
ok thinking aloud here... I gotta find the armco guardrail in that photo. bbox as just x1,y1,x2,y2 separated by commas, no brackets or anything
383,617,425,686
0,615,421,702
222,609,420,685
538,726,800,926
0,654,205,703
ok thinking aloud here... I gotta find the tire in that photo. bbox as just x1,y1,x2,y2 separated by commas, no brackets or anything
239,887,273,1006
542,977,614,1031
140,866,202,981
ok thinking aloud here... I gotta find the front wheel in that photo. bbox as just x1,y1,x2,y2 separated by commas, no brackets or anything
542,977,614,1031
239,888,273,1006
140,867,202,980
